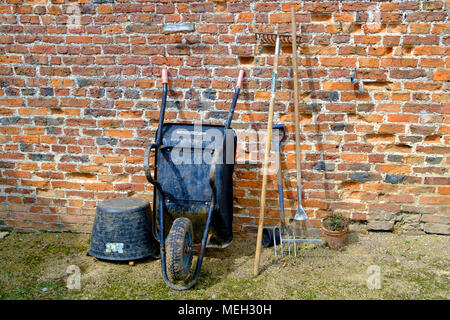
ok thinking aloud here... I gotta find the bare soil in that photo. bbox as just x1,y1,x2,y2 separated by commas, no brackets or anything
0,230,448,300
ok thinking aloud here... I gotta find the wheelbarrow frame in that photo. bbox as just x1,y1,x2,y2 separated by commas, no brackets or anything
144,69,244,290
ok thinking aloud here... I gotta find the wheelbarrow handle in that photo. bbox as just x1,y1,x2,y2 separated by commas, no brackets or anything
236,69,244,89
225,69,245,130
161,68,168,84
144,143,164,194
143,144,155,183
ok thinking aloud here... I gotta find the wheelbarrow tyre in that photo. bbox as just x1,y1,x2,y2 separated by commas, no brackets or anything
165,217,194,282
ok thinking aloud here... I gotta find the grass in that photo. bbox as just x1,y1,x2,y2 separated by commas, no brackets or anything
0,231,448,300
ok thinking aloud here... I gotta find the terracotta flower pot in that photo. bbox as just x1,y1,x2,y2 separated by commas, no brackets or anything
321,226,347,250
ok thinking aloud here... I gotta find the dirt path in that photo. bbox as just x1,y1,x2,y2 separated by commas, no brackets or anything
0,231,448,299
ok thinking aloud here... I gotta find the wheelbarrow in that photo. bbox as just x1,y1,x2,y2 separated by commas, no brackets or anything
144,68,244,290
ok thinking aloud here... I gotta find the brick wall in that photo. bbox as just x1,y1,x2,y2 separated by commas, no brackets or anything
0,0,449,235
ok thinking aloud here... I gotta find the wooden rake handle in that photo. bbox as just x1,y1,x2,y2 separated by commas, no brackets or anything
253,36,280,276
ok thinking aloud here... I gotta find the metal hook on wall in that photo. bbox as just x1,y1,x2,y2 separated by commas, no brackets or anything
350,70,359,85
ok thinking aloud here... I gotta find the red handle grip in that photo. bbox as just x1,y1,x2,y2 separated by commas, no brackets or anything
236,69,244,89
161,68,168,85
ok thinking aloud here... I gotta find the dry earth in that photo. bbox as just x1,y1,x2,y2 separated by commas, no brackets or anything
0,230,448,300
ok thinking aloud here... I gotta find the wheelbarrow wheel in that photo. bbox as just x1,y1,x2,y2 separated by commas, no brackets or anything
165,217,194,282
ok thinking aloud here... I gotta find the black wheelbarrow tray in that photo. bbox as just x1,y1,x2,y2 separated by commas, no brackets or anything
144,68,244,290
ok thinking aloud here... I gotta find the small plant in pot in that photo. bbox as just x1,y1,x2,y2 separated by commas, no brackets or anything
321,213,350,250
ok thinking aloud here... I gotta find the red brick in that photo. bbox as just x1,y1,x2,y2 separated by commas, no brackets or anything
320,57,357,67
105,129,134,138
304,2,338,12
433,70,450,81
381,58,418,68
84,183,114,191
420,58,444,68
387,114,419,123
66,36,92,44
419,196,450,205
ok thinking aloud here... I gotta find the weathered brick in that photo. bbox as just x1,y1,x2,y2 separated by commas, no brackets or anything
433,70,450,81
423,223,450,235
368,221,395,231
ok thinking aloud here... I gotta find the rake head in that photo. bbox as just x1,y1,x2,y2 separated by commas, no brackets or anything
256,33,302,45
